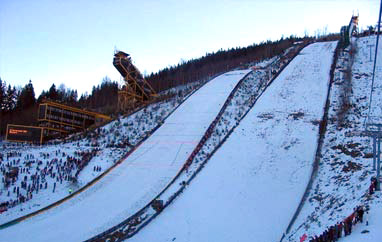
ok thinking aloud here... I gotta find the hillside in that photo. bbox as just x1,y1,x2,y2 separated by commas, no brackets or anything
286,35,382,241
0,70,251,241
0,81,203,224
1,34,382,242
128,41,337,242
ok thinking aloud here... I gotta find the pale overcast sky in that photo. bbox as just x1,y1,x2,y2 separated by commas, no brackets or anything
0,0,380,96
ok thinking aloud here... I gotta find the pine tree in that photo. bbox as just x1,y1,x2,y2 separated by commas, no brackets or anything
16,80,36,110
47,84,59,101
57,83,66,102
37,90,48,103
4,84,17,111
0,78,4,135
0,78,5,111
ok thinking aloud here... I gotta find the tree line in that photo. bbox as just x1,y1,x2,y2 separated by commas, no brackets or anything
1,35,326,137
146,35,310,92
0,77,118,136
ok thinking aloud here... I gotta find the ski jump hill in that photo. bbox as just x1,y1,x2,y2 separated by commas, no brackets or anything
0,70,251,241
0,41,338,242
128,41,337,242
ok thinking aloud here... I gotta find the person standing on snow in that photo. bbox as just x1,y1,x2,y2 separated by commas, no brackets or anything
358,206,364,223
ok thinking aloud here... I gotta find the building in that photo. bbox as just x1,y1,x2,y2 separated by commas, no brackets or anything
6,100,111,144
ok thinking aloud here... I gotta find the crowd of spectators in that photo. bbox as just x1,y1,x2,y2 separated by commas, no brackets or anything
0,148,98,212
307,177,378,242
308,206,364,242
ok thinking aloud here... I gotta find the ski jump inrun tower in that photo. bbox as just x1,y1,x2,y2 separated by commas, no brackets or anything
113,51,157,111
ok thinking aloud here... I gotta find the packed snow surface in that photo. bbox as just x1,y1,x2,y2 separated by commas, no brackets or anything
287,35,382,241
129,42,337,242
0,70,250,242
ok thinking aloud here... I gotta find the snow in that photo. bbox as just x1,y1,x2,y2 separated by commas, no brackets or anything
0,70,250,242
0,81,204,224
155,45,303,209
344,193,382,241
0,97,180,223
4,35,382,242
287,35,382,242
128,41,337,242
84,45,307,240
366,35,382,125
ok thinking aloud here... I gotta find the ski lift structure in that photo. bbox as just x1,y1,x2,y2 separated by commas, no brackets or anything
364,3,382,190
113,51,157,112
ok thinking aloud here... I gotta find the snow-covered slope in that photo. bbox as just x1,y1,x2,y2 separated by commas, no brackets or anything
81,45,305,241
0,70,250,242
287,35,382,242
0,81,207,224
0,99,179,224
128,41,337,242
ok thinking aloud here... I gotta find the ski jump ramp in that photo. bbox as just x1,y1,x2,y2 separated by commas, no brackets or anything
0,70,251,242
129,42,337,242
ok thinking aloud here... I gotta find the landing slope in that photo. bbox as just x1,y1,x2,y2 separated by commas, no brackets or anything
0,70,250,242
129,42,337,242
287,35,382,241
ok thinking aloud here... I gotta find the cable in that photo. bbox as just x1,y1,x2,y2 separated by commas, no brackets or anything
366,0,382,128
